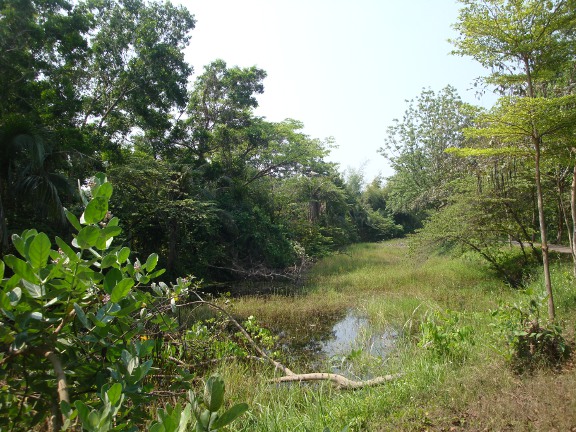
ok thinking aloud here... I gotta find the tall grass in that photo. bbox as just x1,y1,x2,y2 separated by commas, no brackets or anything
213,241,575,431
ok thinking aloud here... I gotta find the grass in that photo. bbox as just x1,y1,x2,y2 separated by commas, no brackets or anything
207,240,576,431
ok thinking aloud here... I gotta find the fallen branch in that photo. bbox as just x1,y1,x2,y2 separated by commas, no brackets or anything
270,373,402,389
176,297,401,389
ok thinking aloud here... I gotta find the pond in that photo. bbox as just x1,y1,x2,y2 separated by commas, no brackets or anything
275,309,399,378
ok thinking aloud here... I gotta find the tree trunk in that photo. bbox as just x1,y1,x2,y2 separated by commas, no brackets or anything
571,165,576,277
534,140,555,320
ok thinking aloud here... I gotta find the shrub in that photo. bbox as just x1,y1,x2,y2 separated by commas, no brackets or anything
492,294,571,373
0,173,247,430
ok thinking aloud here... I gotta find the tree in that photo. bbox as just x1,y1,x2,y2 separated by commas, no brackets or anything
379,86,477,216
78,0,195,155
451,0,576,319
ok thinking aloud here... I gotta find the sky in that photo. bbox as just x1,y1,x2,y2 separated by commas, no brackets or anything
176,0,496,181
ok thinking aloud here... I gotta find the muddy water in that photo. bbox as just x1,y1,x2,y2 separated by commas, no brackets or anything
275,309,398,377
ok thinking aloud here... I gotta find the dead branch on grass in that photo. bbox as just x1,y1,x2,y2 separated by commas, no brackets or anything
177,297,401,390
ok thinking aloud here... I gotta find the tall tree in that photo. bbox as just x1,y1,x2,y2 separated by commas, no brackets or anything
379,86,477,216
79,0,195,154
451,0,576,319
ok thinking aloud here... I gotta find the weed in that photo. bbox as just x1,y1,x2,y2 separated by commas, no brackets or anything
492,293,571,373
418,310,475,362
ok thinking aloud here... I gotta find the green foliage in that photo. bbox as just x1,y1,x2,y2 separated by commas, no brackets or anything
379,86,478,216
418,310,475,362
147,375,248,432
0,174,249,430
492,293,571,373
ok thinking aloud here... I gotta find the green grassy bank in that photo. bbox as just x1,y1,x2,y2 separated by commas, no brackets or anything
212,240,576,431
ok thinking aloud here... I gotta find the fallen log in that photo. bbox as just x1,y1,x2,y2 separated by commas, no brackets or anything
177,298,401,390
270,372,402,389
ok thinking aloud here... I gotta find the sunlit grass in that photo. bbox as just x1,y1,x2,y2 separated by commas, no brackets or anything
212,241,576,431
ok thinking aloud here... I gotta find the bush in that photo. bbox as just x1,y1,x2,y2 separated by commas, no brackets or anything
0,173,247,430
492,294,571,373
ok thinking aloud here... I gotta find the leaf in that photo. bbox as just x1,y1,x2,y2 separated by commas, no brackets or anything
101,254,118,269
0,260,4,280
30,311,43,320
76,226,100,249
95,226,122,250
82,197,109,225
3,255,40,284
95,182,113,200
178,403,192,431
144,253,159,272
211,403,249,429
148,423,165,432
132,359,153,382
7,287,22,306
74,401,91,425
23,280,45,298
117,247,130,264
110,278,134,303
104,268,123,294
204,375,225,412
74,303,90,329
29,233,51,270
66,210,82,231
11,234,27,258
107,383,123,406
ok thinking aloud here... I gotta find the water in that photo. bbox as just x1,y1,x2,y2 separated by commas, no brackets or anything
276,309,398,378
320,312,398,359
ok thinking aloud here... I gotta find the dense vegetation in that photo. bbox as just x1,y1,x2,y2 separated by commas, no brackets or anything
1,0,576,430
0,0,400,284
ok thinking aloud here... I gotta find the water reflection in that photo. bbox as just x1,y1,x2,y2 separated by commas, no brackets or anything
276,309,398,378
320,312,398,358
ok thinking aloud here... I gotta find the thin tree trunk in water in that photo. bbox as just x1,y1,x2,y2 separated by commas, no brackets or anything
534,140,555,320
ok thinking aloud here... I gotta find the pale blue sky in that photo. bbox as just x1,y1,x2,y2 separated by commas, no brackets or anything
177,0,496,181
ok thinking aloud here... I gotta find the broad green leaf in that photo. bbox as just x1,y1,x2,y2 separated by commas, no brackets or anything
82,197,108,225
22,280,45,298
178,403,192,431
95,226,122,250
73,303,90,329
60,400,73,418
132,359,153,382
94,172,107,185
211,403,249,429
204,375,225,412
148,269,166,279
95,182,113,199
101,254,118,269
3,255,40,284
148,424,165,432
107,217,119,227
11,234,27,258
74,401,91,425
107,383,123,406
29,233,51,269
110,278,134,303
76,226,100,249
7,287,22,307
87,410,101,429
66,210,82,231
144,253,158,272
104,268,123,294
0,260,4,280
117,247,130,263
